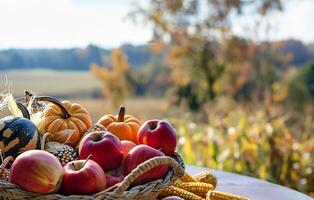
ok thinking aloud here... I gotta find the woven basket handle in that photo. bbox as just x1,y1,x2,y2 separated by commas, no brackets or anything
113,156,184,194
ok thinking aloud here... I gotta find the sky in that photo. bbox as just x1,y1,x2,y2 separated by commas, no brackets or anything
0,0,312,49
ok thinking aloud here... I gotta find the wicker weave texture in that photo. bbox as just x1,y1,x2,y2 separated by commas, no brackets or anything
0,153,185,200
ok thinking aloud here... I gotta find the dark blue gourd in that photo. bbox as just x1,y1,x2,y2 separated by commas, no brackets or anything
0,102,40,158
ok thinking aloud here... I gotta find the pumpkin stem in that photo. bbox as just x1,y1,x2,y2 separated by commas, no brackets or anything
24,90,33,103
118,106,125,122
35,96,71,119
41,132,53,150
16,102,30,120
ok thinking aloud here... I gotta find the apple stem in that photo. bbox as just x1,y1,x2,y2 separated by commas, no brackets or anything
71,155,92,170
82,155,92,168
71,162,78,170
118,106,125,122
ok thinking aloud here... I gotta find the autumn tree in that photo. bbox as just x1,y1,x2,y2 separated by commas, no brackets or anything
90,48,131,107
131,0,283,110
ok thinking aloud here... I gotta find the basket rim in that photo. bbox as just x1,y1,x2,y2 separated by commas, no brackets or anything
0,152,185,199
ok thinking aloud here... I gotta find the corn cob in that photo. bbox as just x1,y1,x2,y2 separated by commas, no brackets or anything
193,171,217,188
159,185,205,200
180,172,198,182
206,191,248,200
173,180,214,197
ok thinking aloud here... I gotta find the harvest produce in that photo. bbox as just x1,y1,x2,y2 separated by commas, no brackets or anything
106,174,123,188
79,131,123,171
124,144,168,186
138,119,177,156
10,150,63,194
159,186,204,200
76,124,106,149
180,171,217,189
97,106,141,143
31,96,93,147
180,172,198,182
0,103,40,158
0,151,13,181
206,191,248,200
61,158,106,195
120,140,136,158
41,133,78,166
0,94,247,200
193,171,217,189
173,180,213,197
159,171,248,200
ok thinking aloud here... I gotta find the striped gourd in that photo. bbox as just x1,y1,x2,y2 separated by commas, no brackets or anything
159,185,205,200
173,180,214,197
0,103,40,158
206,191,248,200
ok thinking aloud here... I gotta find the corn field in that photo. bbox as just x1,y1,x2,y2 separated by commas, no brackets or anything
172,100,314,197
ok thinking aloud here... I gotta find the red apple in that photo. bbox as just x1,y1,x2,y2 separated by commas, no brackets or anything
124,144,168,186
79,131,123,171
61,158,106,195
121,140,136,157
10,150,63,194
138,120,177,156
106,175,123,188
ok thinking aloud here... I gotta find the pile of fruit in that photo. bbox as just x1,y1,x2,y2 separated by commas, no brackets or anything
0,92,248,200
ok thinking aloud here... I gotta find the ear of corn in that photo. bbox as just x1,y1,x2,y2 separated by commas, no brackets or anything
161,171,248,200
173,180,214,197
206,191,249,200
180,172,198,182
193,172,217,189
159,185,205,200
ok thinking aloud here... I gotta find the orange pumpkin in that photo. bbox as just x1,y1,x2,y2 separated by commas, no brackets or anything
32,96,93,147
97,106,141,143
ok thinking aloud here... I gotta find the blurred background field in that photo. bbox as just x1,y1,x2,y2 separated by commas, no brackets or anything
0,70,169,121
0,70,100,98
0,0,313,197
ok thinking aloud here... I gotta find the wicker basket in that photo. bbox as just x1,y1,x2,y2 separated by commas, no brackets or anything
0,153,185,200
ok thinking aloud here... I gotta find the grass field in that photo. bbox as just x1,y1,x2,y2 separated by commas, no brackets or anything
0,69,101,97
0,70,169,121
75,98,169,121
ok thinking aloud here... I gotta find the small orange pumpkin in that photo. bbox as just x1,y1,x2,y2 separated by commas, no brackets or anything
32,96,93,147
97,106,141,143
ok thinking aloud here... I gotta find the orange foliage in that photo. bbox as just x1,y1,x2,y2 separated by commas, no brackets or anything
90,49,131,106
